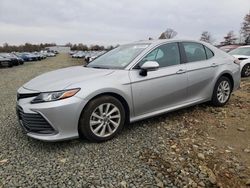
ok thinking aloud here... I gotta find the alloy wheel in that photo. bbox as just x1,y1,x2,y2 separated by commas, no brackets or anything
244,64,250,77
217,80,230,104
90,103,121,138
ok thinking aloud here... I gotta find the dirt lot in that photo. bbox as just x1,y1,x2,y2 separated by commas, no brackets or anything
0,54,249,187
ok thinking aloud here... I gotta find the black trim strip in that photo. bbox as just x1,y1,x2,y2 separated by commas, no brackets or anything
17,93,40,100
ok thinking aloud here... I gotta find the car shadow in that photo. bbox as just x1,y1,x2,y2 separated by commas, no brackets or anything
125,103,210,130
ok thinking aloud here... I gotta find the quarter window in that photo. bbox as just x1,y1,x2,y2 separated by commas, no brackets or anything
138,43,181,68
204,46,214,59
182,42,207,62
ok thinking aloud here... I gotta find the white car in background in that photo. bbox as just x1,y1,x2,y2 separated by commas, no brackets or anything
229,45,250,77
72,51,85,58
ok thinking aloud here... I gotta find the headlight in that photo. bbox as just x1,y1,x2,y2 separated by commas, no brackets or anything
31,88,80,103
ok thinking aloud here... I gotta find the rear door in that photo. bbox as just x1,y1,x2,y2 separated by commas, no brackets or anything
181,42,217,101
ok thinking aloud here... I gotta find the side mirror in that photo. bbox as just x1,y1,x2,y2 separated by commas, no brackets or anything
139,61,159,76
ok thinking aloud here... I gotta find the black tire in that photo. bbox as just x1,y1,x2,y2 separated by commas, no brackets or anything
79,96,125,142
241,64,250,77
211,76,232,107
8,62,13,67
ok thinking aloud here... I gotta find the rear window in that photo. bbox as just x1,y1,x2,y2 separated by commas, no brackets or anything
182,42,207,62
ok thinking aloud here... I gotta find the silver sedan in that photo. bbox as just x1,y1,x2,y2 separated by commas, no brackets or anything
16,39,241,142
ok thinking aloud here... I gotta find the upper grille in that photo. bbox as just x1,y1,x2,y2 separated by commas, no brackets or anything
17,106,55,134
17,92,40,100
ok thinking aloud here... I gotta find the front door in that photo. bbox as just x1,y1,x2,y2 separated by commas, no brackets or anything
129,42,188,117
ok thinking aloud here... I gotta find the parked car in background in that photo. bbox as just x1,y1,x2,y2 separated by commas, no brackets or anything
69,51,76,55
0,55,13,67
72,51,85,58
84,51,106,63
53,50,59,54
0,53,20,65
16,39,240,142
229,45,250,77
46,52,56,57
32,52,42,60
219,45,241,52
18,52,38,61
40,50,56,57
15,53,31,61
11,53,24,65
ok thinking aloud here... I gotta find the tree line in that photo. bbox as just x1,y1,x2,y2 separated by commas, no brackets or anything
0,42,116,53
0,43,57,53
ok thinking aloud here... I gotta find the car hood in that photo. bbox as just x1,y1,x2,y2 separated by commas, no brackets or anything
23,66,114,92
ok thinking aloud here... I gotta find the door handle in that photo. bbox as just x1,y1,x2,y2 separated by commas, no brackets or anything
176,69,186,74
211,63,218,67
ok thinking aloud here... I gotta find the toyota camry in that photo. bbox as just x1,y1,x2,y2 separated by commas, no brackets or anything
16,39,241,142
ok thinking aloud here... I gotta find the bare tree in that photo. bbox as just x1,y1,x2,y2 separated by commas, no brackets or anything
221,31,237,45
200,31,214,44
159,28,177,39
240,12,250,44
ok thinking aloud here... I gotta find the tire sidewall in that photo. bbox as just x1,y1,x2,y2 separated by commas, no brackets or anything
212,76,232,107
242,64,250,77
8,62,13,67
79,96,125,142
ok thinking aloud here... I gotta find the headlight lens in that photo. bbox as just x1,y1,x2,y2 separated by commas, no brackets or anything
31,88,80,103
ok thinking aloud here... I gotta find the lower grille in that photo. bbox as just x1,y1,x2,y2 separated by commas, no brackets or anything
17,106,55,134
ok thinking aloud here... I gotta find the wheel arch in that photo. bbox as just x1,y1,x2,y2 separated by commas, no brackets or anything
216,72,234,91
78,92,131,134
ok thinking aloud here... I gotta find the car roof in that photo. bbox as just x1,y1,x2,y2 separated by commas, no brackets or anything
128,39,210,47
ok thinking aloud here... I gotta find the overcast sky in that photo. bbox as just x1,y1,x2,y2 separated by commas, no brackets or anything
0,0,249,46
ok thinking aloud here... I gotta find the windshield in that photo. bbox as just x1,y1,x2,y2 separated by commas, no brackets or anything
87,44,149,69
229,47,250,56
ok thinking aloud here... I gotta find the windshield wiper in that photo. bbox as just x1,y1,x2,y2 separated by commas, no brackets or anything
91,66,110,69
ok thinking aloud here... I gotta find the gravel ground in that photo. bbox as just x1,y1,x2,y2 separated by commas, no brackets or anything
0,54,250,188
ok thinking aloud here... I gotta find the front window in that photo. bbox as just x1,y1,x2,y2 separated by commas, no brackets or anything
87,44,149,69
137,42,181,68
229,47,250,56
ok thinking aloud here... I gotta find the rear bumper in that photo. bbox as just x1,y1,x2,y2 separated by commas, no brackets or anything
233,66,241,91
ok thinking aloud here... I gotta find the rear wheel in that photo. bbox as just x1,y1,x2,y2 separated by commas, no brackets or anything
211,76,232,107
79,96,125,142
241,64,250,77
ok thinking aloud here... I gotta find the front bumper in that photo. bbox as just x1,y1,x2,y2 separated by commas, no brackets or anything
16,87,87,141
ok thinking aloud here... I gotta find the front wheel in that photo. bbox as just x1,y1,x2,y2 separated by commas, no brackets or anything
79,96,125,142
8,62,13,67
211,76,232,107
241,64,250,77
